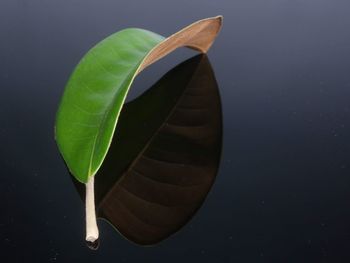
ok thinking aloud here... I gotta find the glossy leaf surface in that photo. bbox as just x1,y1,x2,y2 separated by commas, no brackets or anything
56,16,222,183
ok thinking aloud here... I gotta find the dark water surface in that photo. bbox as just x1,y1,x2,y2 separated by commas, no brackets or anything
1,0,350,262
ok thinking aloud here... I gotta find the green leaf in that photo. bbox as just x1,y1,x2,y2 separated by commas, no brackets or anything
55,16,222,183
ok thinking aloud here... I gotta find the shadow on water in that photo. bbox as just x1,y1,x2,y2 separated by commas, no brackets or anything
73,54,223,246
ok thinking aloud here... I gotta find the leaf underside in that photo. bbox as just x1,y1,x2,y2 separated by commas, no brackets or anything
56,16,222,183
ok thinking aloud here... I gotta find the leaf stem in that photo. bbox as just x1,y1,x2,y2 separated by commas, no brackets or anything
85,177,99,242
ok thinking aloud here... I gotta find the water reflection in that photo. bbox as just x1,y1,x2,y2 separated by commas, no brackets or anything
74,54,222,245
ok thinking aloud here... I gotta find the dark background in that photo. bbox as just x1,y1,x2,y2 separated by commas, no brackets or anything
1,0,350,262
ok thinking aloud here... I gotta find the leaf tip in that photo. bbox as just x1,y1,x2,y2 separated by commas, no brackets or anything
214,15,224,33
215,15,224,22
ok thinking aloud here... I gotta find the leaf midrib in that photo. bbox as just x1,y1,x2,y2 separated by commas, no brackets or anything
87,63,141,179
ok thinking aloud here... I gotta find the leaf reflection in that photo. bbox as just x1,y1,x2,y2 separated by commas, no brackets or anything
73,54,222,245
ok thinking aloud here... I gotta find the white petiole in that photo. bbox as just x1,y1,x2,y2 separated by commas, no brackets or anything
85,176,99,242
